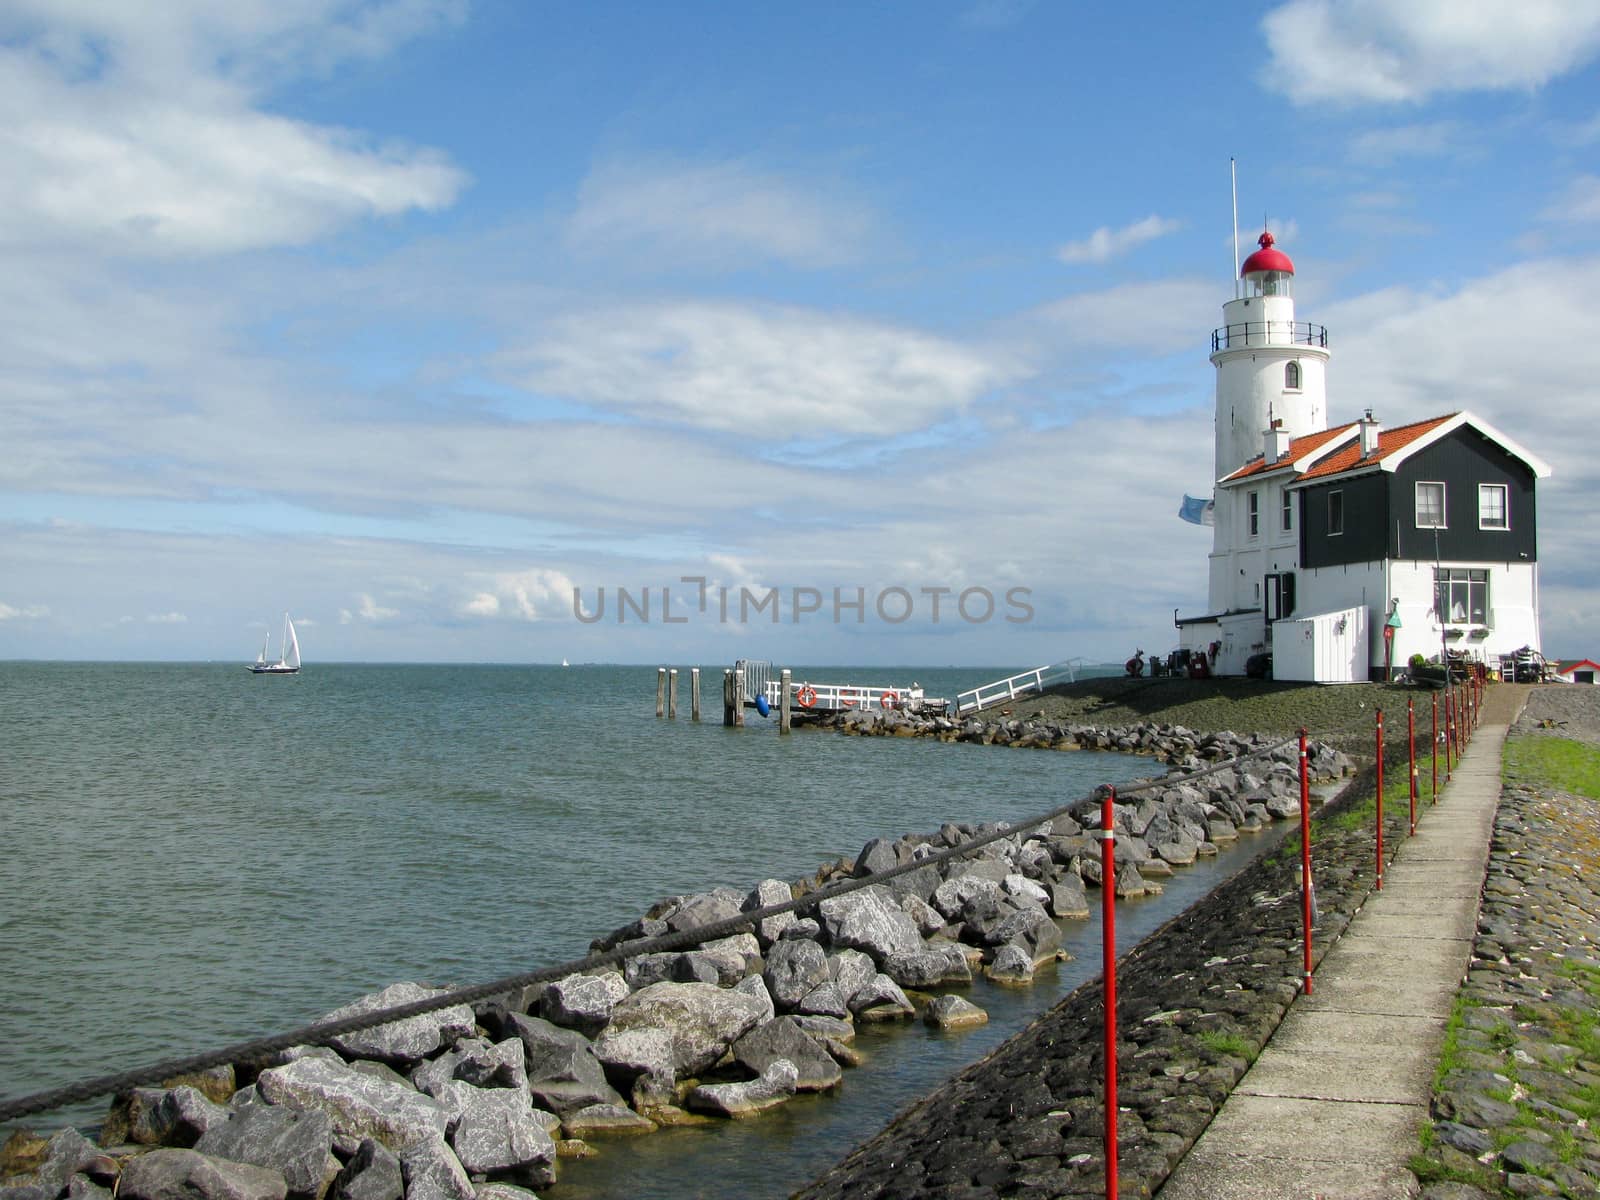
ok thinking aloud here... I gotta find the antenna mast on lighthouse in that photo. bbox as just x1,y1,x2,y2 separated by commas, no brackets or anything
1230,157,1240,299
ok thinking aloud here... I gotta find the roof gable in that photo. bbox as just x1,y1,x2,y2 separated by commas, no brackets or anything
1295,414,1455,483
1220,424,1358,485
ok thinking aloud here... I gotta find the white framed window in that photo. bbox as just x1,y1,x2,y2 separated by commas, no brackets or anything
1415,481,1446,528
1328,490,1344,536
1284,361,1301,390
1479,483,1508,530
1434,568,1489,625
1247,490,1260,537
1281,489,1293,532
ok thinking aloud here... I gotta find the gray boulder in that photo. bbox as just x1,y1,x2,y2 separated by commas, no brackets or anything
396,1137,473,1200
598,982,768,1077
827,949,877,1005
818,885,925,962
323,983,476,1066
732,1018,843,1092
541,971,628,1037
986,942,1037,984
502,1012,622,1115
795,980,851,1019
881,948,956,988
194,1102,334,1200
732,974,775,1024
924,995,988,1030
742,879,797,947
329,1139,402,1200
256,1056,447,1151
898,893,945,937
559,1104,657,1138
588,1026,676,1108
1047,877,1090,918
117,1150,286,1200
848,974,914,1021
447,1088,557,1188
411,1038,526,1097
764,939,830,1010
685,1060,798,1118
662,888,745,933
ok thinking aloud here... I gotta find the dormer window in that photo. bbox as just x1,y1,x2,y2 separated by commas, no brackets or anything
1284,361,1301,391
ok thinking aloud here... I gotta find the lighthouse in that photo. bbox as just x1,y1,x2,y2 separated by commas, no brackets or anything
1210,231,1330,480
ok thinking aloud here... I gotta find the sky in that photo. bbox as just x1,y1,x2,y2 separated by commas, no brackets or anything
3,0,1600,666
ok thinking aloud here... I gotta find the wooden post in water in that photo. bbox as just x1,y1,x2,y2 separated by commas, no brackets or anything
691,668,701,721
723,669,735,726
668,668,678,719
779,668,792,735
733,667,746,727
656,667,665,718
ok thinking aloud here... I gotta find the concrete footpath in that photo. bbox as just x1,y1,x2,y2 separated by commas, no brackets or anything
1159,699,1517,1200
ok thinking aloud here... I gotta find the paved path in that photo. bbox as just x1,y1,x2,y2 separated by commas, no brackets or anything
1159,691,1521,1200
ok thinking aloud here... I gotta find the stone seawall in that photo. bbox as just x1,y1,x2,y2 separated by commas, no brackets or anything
794,757,1418,1200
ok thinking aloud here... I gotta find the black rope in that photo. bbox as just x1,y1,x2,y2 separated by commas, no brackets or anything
0,732,1300,1124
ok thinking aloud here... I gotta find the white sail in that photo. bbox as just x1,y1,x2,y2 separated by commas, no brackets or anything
283,615,301,670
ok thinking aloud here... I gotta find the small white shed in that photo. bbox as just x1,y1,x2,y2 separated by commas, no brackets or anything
1272,606,1370,684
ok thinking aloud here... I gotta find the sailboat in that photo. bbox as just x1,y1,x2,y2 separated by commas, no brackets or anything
249,613,302,675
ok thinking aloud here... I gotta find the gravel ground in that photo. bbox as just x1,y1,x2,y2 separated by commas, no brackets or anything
1514,684,1600,747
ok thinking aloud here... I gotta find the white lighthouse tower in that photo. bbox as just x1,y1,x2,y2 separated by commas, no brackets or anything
1210,231,1329,479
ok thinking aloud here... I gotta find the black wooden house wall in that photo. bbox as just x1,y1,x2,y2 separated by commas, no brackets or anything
1296,426,1538,568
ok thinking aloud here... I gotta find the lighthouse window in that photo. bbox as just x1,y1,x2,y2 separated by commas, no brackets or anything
1416,481,1447,529
1479,484,1508,530
1285,361,1301,390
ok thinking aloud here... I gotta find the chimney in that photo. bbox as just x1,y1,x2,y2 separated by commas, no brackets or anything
1263,418,1292,465
1358,408,1381,457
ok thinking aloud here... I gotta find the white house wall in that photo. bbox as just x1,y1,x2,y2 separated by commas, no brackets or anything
1386,560,1541,673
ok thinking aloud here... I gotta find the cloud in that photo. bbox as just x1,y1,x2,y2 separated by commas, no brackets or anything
1058,215,1182,265
504,300,1015,437
0,2,467,256
1347,121,1472,166
1030,279,1216,355
1261,0,1600,105
340,593,399,623
567,159,873,270
0,601,49,620
145,611,188,624
1540,174,1600,223
460,569,577,621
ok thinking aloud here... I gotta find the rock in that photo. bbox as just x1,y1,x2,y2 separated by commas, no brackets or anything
411,1038,527,1098
504,1015,623,1116
322,983,477,1066
827,949,877,1006
848,974,915,1021
588,1026,676,1106
685,1060,799,1118
898,893,945,937
448,1088,557,1188
541,971,629,1037
731,974,775,1023
1047,878,1090,918
732,1018,843,1092
923,995,988,1030
0,1131,50,1180
1499,1140,1557,1173
930,875,1003,922
194,1102,334,1200
661,887,746,934
329,1140,402,1200
743,879,798,947
796,980,851,1019
764,939,830,1011
780,918,821,941
256,1056,448,1151
1431,1121,1493,1156
881,947,956,988
65,1178,112,1200
817,886,925,962
986,942,1036,984
472,1186,541,1200
396,1137,474,1200
118,1149,287,1200
599,981,769,1077
559,1104,657,1138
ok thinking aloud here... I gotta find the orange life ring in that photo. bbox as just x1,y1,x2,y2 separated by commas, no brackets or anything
840,694,856,708
880,690,899,709
797,685,817,709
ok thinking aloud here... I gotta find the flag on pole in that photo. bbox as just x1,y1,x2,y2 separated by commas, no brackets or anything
1178,494,1215,526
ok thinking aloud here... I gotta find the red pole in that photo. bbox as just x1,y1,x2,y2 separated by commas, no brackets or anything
1375,708,1384,890
1431,693,1438,802
1101,786,1118,1200
1445,691,1454,782
1299,729,1313,996
1408,698,1417,836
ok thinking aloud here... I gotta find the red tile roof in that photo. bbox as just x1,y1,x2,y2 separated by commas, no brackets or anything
1295,413,1456,482
1223,424,1355,481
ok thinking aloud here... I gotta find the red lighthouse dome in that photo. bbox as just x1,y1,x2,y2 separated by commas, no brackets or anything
1240,230,1294,276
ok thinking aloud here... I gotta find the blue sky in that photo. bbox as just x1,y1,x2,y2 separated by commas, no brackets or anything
4,0,1600,665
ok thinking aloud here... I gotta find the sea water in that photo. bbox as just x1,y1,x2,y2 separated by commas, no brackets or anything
0,662,1270,1196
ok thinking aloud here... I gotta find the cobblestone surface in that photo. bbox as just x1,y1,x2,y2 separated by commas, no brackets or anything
1414,688,1600,1200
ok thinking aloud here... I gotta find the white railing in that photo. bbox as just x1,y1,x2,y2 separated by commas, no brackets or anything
762,679,928,713
954,660,1082,716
